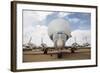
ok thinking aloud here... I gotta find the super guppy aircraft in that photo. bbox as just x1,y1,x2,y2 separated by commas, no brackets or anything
48,18,71,58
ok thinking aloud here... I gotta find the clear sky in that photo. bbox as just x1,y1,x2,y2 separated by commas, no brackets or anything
23,10,91,46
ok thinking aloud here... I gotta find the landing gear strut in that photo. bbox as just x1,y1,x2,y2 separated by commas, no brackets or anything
71,48,75,53
57,52,63,58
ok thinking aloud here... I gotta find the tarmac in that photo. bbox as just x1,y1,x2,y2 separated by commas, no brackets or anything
23,48,91,62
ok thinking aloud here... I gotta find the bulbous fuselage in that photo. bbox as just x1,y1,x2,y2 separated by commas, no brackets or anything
48,18,71,48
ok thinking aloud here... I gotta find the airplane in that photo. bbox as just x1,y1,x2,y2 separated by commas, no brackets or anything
23,37,36,50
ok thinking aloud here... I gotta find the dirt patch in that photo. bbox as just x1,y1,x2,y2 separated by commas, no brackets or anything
23,48,91,62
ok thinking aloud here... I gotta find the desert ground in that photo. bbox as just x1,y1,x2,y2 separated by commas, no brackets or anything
23,48,91,62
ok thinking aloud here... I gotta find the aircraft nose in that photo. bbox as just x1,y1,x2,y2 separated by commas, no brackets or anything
55,39,64,48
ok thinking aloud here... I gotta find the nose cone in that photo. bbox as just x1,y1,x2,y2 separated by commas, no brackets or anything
55,39,64,48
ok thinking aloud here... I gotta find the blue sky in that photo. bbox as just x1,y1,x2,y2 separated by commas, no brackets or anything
23,10,91,46
44,11,91,31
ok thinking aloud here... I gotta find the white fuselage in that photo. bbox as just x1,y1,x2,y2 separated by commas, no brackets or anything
48,18,71,49
53,33,66,49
